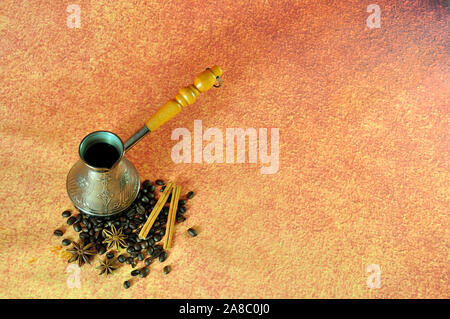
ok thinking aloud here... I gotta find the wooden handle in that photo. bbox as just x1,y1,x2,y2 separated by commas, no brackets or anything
145,66,222,132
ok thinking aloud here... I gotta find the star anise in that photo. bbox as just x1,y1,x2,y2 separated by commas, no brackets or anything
66,241,95,267
96,258,117,275
102,225,127,250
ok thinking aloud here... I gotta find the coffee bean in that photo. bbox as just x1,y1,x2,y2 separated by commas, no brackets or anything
141,196,149,204
126,257,133,265
177,216,186,223
133,243,141,251
144,258,152,266
142,180,151,188
178,200,186,206
153,234,161,242
128,233,138,240
186,191,195,199
73,223,82,232
159,251,167,262
138,253,145,261
146,247,154,255
187,228,198,237
149,184,155,192
62,239,71,246
79,232,89,239
129,223,138,230
126,246,135,254
139,267,149,278
118,255,126,263
53,230,63,237
160,186,165,192
62,210,71,218
176,211,184,218
123,281,130,289
140,242,147,250
163,265,171,274
155,179,165,186
106,252,114,259
178,206,186,214
131,269,140,276
97,246,106,255
136,204,145,215
151,249,161,259
67,216,77,225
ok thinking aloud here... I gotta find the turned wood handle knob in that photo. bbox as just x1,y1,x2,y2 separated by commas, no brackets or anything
145,66,222,132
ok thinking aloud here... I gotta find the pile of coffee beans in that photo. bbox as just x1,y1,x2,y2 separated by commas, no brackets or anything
53,179,195,288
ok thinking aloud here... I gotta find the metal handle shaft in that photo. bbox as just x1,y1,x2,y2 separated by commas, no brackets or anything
124,126,150,152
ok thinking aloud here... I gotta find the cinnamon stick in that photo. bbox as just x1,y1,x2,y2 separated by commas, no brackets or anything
164,185,181,249
138,182,174,239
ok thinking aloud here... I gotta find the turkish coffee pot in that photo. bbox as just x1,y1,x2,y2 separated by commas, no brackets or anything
66,66,222,216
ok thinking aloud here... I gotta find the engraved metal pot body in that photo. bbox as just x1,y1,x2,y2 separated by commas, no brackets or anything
66,131,141,217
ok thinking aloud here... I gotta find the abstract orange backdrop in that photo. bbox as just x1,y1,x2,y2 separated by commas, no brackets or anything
0,0,448,298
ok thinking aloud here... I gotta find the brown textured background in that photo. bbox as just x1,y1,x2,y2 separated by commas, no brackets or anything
0,0,449,298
